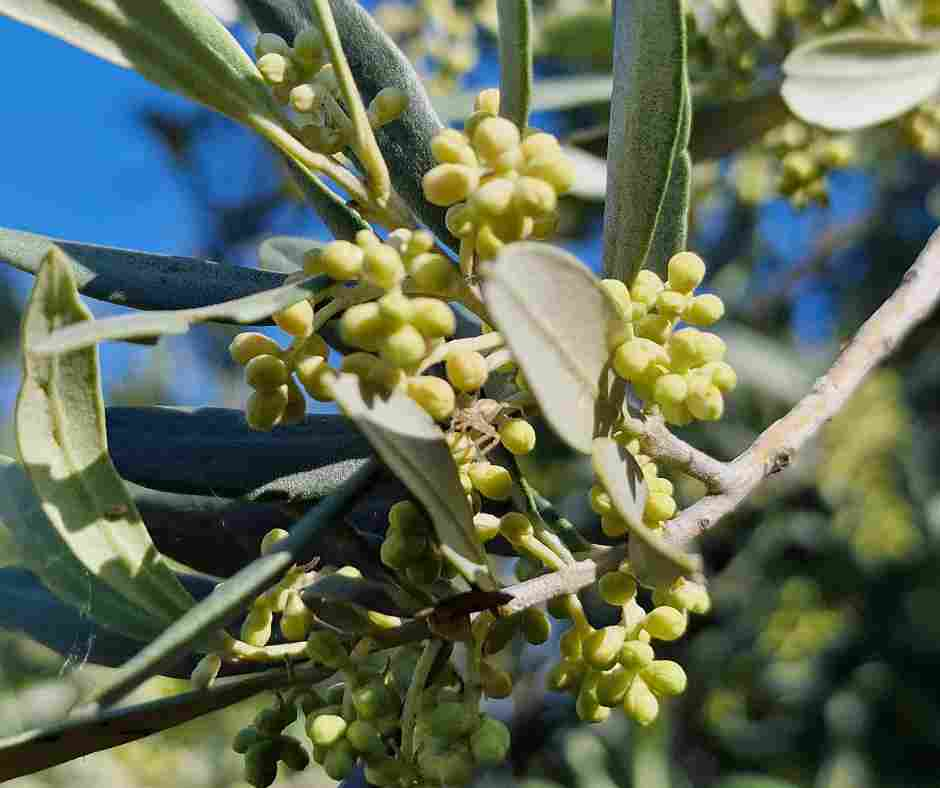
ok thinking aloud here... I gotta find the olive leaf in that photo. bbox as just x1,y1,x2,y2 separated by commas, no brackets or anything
481,243,617,455
603,0,688,284
536,7,614,68
330,373,497,590
592,437,700,576
0,0,280,124
498,0,534,129
259,235,322,273
16,253,198,628
302,573,421,616
0,226,286,314
30,259,331,356
735,0,778,39
0,661,331,781
782,30,940,131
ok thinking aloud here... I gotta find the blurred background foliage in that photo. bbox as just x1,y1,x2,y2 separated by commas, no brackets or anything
4,1,940,787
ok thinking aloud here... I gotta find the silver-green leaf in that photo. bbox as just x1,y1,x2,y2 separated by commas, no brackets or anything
259,235,322,273
16,252,197,629
782,30,940,131
481,243,616,455
303,573,420,616
330,373,496,590
603,0,688,284
591,437,700,576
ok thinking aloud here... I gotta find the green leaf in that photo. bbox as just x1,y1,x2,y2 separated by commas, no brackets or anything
782,30,940,131
259,235,322,273
592,437,700,576
302,573,420,616
284,158,370,241
0,226,287,314
498,0,534,129
434,75,613,123
713,777,801,788
481,243,616,455
0,0,279,124
0,458,162,642
242,0,454,246
691,91,790,161
735,0,778,39
16,253,197,629
602,0,687,284
0,566,217,674
0,660,331,781
30,261,331,357
536,8,613,68
563,147,607,201
330,373,496,590
86,459,380,708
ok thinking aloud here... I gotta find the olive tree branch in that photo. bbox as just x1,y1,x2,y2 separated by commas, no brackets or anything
661,227,940,545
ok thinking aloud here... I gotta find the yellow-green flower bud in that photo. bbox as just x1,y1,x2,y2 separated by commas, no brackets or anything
547,658,583,691
282,378,306,425
410,252,459,293
379,324,426,368
520,132,561,160
273,300,314,338
230,332,282,365
700,361,736,393
319,240,364,281
596,666,633,707
523,154,575,194
635,313,673,345
481,661,514,698
306,629,348,668
369,86,408,125
352,680,394,720
654,374,688,407
245,354,290,391
446,349,489,392
432,129,478,167
473,512,501,542
469,461,513,500
667,578,711,614
423,163,479,206
599,571,637,606
521,607,551,644
576,678,611,723
470,716,511,765
471,177,515,217
474,88,501,115
499,511,533,542
246,386,288,431
363,244,406,291
475,224,505,259
631,270,666,305
308,713,347,747
340,352,379,380
411,297,456,338
257,52,292,84
513,176,557,216
340,302,386,351
418,746,475,785
643,660,687,696
292,27,323,65
499,418,536,455
445,202,476,238
190,653,221,689
685,293,725,326
624,676,659,725
366,609,401,629
584,625,627,670
256,33,291,58
473,117,521,162
255,705,295,735
687,379,724,421
613,338,664,382
407,376,456,421
588,486,613,517
295,356,334,401
559,626,583,660
280,590,313,641
346,720,384,757
260,528,289,555
427,701,477,739
601,512,629,538
645,492,677,523
643,606,687,641
667,251,706,293
656,289,688,317
323,740,356,781
241,606,273,646
619,640,655,670
289,82,321,113
781,150,817,188
696,332,727,363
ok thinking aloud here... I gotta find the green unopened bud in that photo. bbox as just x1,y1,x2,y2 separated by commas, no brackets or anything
256,33,291,58
643,606,688,641
473,512,501,542
643,660,687,696
559,626,583,660
584,626,627,670
446,349,489,392
471,716,511,765
624,676,659,725
306,629,348,668
596,666,634,707
353,680,395,720
346,720,384,757
369,86,408,125
598,571,637,606
589,485,613,516
644,492,677,523
323,740,357,781
576,676,611,723
685,293,725,326
280,590,313,641
423,163,479,206
244,740,280,788
246,387,288,431
241,606,273,646
499,512,533,542
654,374,688,408
546,658,584,692
418,745,475,785
619,640,655,670
484,614,518,655
499,418,537,455
473,117,521,162
523,154,575,194
667,251,706,293
521,607,551,645
276,734,310,771
631,270,666,305
667,578,711,614
410,252,460,292
379,324,427,368
469,462,513,501
656,289,688,317
363,244,406,291
432,129,477,167
257,52,292,84
411,297,456,338
255,705,295,735
230,332,282,365
687,377,724,421
427,702,477,740
233,727,263,754
273,300,314,339
308,713,347,747
481,661,514,698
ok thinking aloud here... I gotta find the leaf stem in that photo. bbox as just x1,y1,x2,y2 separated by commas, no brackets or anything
400,639,442,762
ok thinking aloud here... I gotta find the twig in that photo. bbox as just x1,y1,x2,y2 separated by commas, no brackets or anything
664,227,940,545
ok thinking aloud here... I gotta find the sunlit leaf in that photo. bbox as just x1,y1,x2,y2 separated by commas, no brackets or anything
782,30,940,130
330,373,496,590
603,0,688,284
736,0,778,39
498,0,533,129
481,243,616,455
259,235,322,273
15,253,197,629
0,0,279,124
592,437,700,576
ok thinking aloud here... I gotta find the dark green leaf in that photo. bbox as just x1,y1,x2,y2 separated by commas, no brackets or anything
16,254,197,629
303,573,420,616
498,0,533,129
603,0,687,283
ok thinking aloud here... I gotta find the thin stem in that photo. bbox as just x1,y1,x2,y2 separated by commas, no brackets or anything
400,639,443,762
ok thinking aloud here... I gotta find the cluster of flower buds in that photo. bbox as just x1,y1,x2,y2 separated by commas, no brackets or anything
604,251,736,427
233,699,311,788
423,90,574,262
254,28,408,153
763,121,855,209
546,567,709,726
